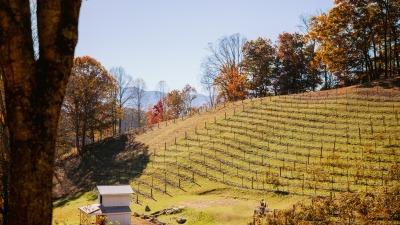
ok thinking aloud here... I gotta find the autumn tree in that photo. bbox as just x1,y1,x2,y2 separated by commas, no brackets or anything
241,37,276,97
62,56,116,152
181,84,197,115
309,0,400,85
201,33,247,104
146,100,163,125
214,64,249,102
274,32,321,94
155,80,168,120
109,66,133,133
309,4,368,85
0,1,82,225
165,89,185,119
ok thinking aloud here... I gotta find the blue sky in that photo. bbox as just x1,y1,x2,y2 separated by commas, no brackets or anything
75,0,333,93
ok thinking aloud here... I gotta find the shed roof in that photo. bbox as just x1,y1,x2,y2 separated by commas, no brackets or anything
79,204,131,215
96,185,134,195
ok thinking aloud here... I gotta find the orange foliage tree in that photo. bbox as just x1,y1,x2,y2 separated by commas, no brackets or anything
214,64,249,102
62,56,117,152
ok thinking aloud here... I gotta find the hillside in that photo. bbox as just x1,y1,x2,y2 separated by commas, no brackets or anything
136,77,400,195
53,77,400,224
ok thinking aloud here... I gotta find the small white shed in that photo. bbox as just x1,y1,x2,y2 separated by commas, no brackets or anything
78,185,134,225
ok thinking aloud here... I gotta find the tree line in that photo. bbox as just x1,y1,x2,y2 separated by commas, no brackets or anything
56,54,201,151
146,83,198,125
56,56,151,154
201,0,400,105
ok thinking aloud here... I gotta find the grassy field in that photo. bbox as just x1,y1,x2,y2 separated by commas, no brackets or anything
53,78,400,224
53,178,306,225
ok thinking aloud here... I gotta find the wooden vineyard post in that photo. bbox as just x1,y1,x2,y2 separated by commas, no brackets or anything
306,160,308,172
347,165,350,191
164,171,167,193
383,116,386,132
370,116,374,135
153,149,156,168
320,146,323,159
151,176,154,198
314,183,316,195
164,143,166,162
333,138,336,153
136,182,140,204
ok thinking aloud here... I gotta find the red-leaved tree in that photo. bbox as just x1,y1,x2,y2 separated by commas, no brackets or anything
147,100,163,125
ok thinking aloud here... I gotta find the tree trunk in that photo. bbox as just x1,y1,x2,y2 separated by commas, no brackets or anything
137,104,141,128
0,127,9,225
0,1,82,225
118,117,122,133
0,78,10,224
81,122,87,150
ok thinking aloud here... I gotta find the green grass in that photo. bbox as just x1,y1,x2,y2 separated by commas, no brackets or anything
53,192,97,225
132,178,306,225
53,82,400,224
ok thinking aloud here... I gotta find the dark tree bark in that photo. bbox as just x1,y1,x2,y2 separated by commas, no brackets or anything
0,1,82,225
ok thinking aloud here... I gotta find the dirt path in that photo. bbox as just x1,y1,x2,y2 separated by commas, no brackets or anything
180,199,234,209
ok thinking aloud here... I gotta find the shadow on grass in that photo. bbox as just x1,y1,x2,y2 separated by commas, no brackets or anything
274,190,289,195
53,133,150,200
53,191,97,208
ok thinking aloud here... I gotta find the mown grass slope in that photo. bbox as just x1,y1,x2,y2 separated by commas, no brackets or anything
53,77,400,224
